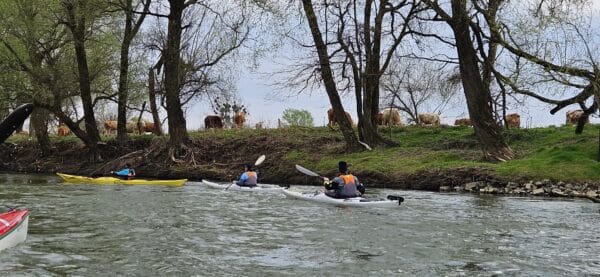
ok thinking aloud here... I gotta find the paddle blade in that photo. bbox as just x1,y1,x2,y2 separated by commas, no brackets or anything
255,155,266,166
295,164,321,178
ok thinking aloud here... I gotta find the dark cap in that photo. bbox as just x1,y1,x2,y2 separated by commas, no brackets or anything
244,164,252,171
125,163,131,168
338,161,348,173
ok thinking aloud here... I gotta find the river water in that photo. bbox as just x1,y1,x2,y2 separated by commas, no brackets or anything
0,173,599,276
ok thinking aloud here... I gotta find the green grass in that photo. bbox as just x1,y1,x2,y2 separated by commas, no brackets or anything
280,124,600,182
7,124,600,182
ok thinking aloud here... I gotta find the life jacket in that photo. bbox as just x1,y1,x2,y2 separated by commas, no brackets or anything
338,174,358,197
245,171,257,185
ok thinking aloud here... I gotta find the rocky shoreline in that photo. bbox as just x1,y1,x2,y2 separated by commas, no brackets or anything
443,179,600,203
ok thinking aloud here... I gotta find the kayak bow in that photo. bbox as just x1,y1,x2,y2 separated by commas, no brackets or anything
0,209,29,252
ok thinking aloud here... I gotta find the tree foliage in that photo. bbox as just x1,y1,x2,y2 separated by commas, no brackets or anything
282,108,314,127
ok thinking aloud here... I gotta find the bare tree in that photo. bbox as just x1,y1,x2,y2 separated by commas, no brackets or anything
147,0,255,155
114,0,151,146
485,0,599,133
300,0,362,150
290,0,425,147
382,57,461,123
423,0,514,162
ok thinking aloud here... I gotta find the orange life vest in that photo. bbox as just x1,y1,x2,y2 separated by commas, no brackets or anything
337,174,358,197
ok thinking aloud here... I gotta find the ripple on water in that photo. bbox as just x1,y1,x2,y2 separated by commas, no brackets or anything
1,176,599,276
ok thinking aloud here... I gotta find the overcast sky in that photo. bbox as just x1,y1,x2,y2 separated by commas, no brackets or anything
182,1,600,130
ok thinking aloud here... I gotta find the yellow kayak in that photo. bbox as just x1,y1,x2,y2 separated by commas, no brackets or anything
56,173,187,187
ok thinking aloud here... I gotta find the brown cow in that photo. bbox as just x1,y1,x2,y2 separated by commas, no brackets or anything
141,121,156,133
505,113,520,128
454,118,472,126
233,112,246,128
205,115,224,129
381,108,403,126
104,120,118,135
327,108,353,127
57,125,70,136
418,113,440,126
126,122,137,133
565,109,589,125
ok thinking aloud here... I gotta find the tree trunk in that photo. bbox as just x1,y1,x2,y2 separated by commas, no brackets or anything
30,107,51,154
354,75,364,141
301,0,361,151
357,0,394,147
116,0,149,144
116,20,133,145
450,0,513,162
164,0,189,150
66,0,101,157
148,68,163,135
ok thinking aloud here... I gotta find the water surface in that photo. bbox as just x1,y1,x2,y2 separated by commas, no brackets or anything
1,173,599,276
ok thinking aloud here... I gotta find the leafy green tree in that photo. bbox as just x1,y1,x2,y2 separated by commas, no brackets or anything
282,109,314,127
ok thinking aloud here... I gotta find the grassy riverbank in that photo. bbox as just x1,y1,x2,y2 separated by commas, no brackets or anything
2,124,599,188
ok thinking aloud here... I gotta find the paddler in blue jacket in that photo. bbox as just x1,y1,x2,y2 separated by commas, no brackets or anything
236,164,258,187
323,161,365,198
111,163,136,180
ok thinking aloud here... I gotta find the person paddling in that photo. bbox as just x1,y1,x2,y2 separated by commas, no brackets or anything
111,163,136,180
323,161,365,198
235,164,258,187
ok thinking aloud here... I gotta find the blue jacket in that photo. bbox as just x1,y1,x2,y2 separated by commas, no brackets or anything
238,171,258,186
114,168,135,177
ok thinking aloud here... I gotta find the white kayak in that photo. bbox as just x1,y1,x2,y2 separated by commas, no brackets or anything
202,180,283,192
282,188,403,207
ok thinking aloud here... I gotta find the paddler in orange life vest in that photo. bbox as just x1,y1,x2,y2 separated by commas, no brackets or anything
235,164,258,187
323,161,366,198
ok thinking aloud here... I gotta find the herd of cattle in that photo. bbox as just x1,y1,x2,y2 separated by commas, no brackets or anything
51,108,591,136
55,120,157,136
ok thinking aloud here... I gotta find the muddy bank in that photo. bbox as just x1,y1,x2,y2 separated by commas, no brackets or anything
0,134,598,202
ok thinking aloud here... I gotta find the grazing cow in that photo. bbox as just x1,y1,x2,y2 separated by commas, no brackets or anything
255,121,264,129
57,125,70,136
327,108,353,127
381,108,403,126
204,115,224,129
565,109,588,125
126,122,138,133
504,113,520,128
233,112,246,128
104,120,118,135
141,121,156,133
418,113,441,126
454,118,472,126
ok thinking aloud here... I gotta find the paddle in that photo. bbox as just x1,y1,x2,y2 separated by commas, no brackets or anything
295,164,327,180
295,164,334,191
227,155,265,190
